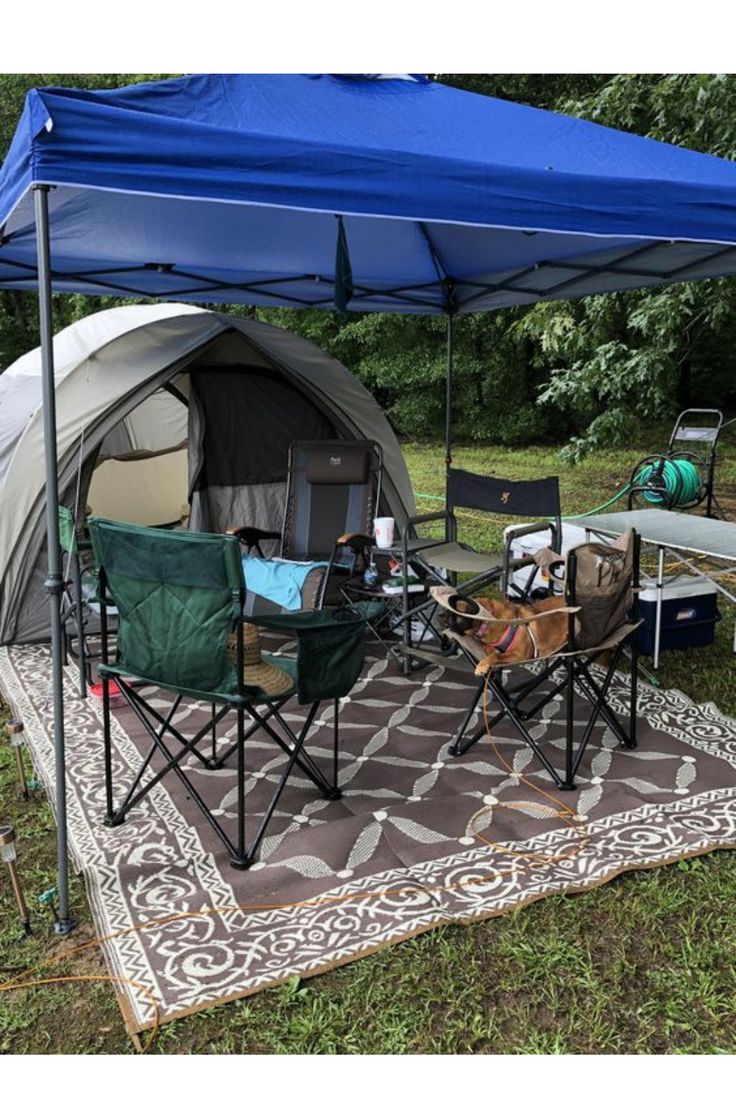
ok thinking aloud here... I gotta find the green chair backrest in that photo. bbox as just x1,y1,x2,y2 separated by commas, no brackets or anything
88,517,245,697
58,505,78,555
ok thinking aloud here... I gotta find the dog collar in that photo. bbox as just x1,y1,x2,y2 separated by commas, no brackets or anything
477,622,520,654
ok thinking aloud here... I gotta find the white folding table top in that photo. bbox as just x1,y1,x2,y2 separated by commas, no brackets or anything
566,508,736,561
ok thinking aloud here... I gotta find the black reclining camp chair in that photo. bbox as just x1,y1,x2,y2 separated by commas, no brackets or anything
229,439,383,613
395,469,562,671
435,529,640,790
88,517,377,869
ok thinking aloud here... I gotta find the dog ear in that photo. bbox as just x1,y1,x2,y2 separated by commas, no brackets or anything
444,593,480,634
448,594,480,617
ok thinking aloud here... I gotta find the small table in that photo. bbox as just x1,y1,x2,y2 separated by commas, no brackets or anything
339,574,429,658
567,508,736,669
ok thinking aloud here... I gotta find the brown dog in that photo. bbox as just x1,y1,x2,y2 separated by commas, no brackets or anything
449,595,570,676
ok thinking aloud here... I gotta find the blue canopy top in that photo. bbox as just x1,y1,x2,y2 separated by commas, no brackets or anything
3,73,736,314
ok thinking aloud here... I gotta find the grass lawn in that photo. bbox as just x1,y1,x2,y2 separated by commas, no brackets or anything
2,432,736,1054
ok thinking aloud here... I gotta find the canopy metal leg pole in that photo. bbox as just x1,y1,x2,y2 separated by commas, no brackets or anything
444,312,454,472
444,310,454,542
34,184,74,935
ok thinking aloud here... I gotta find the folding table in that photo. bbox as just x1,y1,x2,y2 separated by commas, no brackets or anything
567,509,736,669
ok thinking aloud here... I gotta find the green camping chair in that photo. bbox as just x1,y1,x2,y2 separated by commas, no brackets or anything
88,517,377,869
59,504,104,697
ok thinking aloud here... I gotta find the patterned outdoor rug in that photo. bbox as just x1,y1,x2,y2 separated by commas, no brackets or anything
2,641,736,1040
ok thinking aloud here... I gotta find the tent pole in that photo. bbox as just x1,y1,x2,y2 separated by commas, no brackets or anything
34,184,74,935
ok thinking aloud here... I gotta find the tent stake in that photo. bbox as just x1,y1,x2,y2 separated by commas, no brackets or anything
34,184,74,935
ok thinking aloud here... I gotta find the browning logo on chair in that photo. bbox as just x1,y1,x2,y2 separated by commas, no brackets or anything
501,491,511,504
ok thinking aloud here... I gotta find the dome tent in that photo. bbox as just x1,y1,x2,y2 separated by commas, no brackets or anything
0,303,415,645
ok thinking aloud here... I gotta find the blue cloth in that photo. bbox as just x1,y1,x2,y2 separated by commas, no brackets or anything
242,555,327,612
3,74,736,312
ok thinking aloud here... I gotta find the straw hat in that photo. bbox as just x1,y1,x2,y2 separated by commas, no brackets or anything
228,623,294,697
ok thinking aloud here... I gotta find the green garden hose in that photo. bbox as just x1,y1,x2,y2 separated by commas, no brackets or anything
635,456,702,508
559,483,632,520
562,456,702,516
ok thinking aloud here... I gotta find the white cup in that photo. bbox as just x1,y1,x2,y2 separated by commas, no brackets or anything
373,516,395,549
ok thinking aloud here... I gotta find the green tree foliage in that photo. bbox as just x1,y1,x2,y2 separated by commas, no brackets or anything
262,306,562,445
0,75,176,365
1,73,735,457
519,75,736,458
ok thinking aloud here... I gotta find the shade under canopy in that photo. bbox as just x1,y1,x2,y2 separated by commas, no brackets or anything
3,73,736,313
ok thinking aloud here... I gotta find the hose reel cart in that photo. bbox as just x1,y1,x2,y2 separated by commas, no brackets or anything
628,408,724,516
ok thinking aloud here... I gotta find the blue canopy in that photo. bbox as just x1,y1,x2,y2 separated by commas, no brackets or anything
3,73,736,314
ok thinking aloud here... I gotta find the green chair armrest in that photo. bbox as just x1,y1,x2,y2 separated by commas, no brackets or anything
242,601,382,634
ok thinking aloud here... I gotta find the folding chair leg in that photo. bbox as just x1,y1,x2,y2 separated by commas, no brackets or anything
333,698,340,793
126,692,212,769
74,560,87,698
211,696,336,795
569,656,621,779
575,653,631,749
102,675,116,825
115,696,182,818
210,699,288,768
232,703,247,868
628,642,639,749
256,707,339,798
238,701,322,867
105,681,344,870
60,617,69,667
448,681,484,757
488,673,569,788
563,656,576,790
109,683,230,820
401,597,412,677
514,657,566,719
207,702,221,769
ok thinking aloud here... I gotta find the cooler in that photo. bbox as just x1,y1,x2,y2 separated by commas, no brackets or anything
637,574,720,654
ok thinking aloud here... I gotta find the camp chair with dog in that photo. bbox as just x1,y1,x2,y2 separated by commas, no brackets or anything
227,439,382,615
434,529,641,790
394,469,562,672
88,517,378,869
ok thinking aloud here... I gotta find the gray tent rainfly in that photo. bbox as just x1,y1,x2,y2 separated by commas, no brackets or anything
4,73,736,931
0,303,415,645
